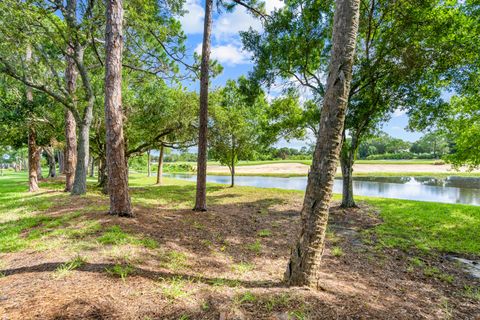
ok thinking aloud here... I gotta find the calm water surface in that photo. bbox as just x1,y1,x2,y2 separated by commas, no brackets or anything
164,173,480,206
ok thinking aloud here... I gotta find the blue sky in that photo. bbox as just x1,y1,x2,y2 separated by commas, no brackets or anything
178,0,425,148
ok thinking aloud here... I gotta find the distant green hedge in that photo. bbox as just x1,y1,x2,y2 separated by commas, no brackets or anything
366,152,438,160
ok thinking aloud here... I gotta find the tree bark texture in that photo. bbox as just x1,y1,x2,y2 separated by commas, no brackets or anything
89,156,95,177
156,145,164,185
37,153,43,180
57,150,65,174
340,136,357,208
71,123,90,195
64,2,78,192
64,108,77,191
28,127,40,192
45,147,56,178
285,0,360,288
104,0,132,216
193,0,213,211
26,45,39,192
98,156,108,194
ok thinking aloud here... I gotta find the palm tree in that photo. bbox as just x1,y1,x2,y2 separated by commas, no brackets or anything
285,0,361,287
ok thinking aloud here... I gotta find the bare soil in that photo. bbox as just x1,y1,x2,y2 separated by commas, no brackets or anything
207,163,479,175
0,186,479,319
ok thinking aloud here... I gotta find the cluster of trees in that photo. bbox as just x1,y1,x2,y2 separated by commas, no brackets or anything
0,0,201,214
357,131,450,160
0,0,478,289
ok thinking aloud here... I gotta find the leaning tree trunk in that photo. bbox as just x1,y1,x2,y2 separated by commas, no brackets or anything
285,0,360,288
156,145,164,185
64,46,78,192
104,0,132,216
193,0,213,211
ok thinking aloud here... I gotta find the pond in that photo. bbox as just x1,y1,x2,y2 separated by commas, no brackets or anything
164,173,480,206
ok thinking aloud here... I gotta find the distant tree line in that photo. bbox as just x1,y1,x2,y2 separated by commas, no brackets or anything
357,131,450,160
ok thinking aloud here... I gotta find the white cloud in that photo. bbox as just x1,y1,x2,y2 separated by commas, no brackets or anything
213,7,262,41
180,0,285,38
179,0,204,34
265,0,285,13
392,108,407,117
195,43,251,66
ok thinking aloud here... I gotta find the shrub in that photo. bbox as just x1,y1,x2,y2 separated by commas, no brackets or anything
163,163,196,173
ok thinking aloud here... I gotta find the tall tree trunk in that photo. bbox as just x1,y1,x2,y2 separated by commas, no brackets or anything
340,147,356,207
45,147,56,178
64,110,77,191
28,127,40,192
57,149,65,174
98,156,108,194
64,41,78,192
285,0,360,288
26,45,39,192
147,150,151,177
156,145,164,185
37,148,43,180
71,122,91,195
89,156,95,177
340,134,358,208
230,140,235,187
193,0,213,212
105,0,132,216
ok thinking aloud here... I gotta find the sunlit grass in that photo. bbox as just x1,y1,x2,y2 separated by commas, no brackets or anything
361,197,480,254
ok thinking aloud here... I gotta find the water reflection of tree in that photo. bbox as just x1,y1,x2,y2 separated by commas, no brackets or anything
415,176,480,189
353,176,412,184
414,177,444,187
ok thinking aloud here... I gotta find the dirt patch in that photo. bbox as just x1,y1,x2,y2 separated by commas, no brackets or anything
0,185,479,319
207,163,479,175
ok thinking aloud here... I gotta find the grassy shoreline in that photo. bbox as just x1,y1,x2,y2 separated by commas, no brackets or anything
155,170,480,178
171,159,439,166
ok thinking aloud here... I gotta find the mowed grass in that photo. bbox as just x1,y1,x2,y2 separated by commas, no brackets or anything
360,197,480,255
1,170,479,258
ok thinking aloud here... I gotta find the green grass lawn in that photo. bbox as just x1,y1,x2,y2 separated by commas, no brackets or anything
1,170,479,256
357,197,480,255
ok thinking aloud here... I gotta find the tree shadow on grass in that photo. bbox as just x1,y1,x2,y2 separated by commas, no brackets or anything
0,261,285,289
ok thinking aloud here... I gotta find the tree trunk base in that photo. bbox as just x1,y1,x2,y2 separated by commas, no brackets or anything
193,206,207,212
340,202,358,209
109,211,134,218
